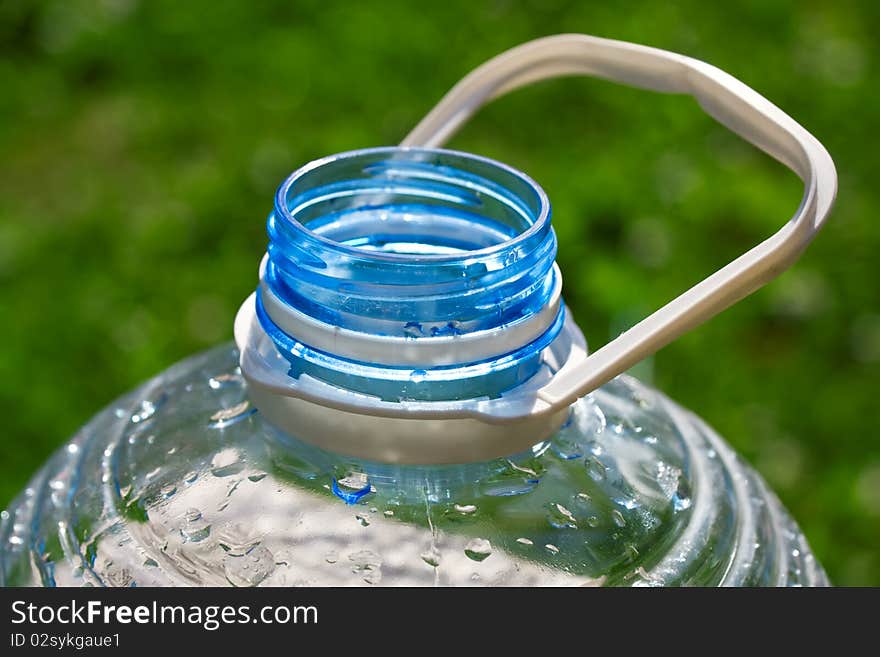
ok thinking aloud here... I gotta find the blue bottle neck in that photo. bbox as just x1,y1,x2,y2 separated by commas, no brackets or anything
257,147,562,402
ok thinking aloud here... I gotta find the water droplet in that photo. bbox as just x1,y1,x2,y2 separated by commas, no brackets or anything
545,544,560,555
349,550,382,583
403,322,424,338
507,460,539,478
105,567,133,587
179,508,211,543
131,400,156,424
210,401,253,425
464,538,492,562
547,502,578,529
586,457,607,482
504,250,519,266
454,504,477,515
216,522,263,556
349,550,381,568
332,473,372,505
383,510,394,517
587,440,604,456
325,551,338,564
480,460,541,497
655,461,683,500
355,514,370,527
615,497,639,510
611,510,626,527
410,369,427,383
184,471,198,484
420,546,441,568
552,436,583,460
143,558,158,568
223,546,275,587
572,492,592,512
160,484,177,499
211,450,245,477
587,515,600,528
672,479,692,511
248,473,267,482
516,537,534,546
363,569,383,585
481,476,538,497
209,373,242,389
636,566,661,585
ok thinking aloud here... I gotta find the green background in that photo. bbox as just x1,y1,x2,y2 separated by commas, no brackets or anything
1,0,877,585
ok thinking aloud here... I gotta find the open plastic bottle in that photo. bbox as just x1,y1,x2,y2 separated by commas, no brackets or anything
0,35,836,587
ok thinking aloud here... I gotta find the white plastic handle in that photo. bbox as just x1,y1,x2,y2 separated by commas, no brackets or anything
402,34,837,412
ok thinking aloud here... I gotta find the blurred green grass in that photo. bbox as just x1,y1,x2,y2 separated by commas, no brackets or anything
0,0,877,585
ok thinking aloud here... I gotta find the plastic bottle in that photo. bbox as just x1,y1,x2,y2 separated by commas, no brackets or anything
0,36,835,587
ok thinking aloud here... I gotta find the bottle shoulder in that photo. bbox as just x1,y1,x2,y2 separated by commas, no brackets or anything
1,344,827,587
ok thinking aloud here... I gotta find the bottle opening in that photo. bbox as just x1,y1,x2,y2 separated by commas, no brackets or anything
257,147,564,402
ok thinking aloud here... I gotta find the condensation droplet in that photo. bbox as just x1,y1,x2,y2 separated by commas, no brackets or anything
545,543,560,555
586,457,607,482
403,322,423,338
210,401,252,424
420,546,441,568
673,478,692,511
349,550,382,584
209,373,243,390
611,510,626,528
211,449,245,477
180,508,211,543
655,461,683,500
547,502,578,529
363,569,382,585
454,504,477,515
223,546,275,587
516,537,534,546
464,538,492,562
131,400,156,424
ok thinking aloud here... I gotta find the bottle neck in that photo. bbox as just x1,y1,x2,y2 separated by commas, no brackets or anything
257,147,562,403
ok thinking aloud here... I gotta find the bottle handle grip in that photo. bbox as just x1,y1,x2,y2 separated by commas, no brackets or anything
402,34,836,412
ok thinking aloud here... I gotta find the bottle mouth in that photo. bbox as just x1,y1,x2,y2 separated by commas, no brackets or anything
273,146,551,264
266,147,556,337
257,147,563,402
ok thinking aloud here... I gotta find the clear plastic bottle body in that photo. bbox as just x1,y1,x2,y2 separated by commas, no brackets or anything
0,344,827,587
